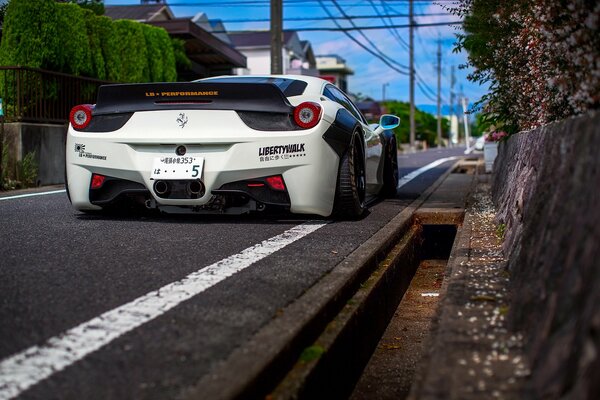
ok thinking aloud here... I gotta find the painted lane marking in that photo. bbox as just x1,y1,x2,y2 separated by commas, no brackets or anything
397,156,459,189
0,190,66,202
0,221,327,400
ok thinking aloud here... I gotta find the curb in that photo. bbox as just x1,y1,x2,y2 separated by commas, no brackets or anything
183,159,462,400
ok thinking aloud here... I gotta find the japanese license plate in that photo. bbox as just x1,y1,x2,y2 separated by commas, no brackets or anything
150,156,204,180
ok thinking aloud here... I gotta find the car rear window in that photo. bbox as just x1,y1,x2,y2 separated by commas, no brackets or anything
200,77,307,97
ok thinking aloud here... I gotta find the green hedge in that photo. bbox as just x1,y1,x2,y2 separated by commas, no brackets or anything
0,0,61,69
82,8,106,80
0,0,182,83
95,15,123,82
113,19,150,83
158,30,177,82
56,3,93,76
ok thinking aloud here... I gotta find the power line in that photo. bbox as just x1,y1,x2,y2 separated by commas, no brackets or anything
213,21,462,32
316,0,409,75
329,0,410,70
367,0,409,52
122,0,459,7
215,12,450,23
157,0,458,4
417,81,437,102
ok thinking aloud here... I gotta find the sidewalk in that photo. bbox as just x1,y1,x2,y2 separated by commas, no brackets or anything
408,168,530,399
350,160,530,400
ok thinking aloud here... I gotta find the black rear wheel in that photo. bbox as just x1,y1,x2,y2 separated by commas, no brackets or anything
332,134,366,219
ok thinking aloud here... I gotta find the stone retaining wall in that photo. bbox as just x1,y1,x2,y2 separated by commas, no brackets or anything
492,112,599,398
3,122,67,186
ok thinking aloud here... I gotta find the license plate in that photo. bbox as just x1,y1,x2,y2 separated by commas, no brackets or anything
150,156,204,180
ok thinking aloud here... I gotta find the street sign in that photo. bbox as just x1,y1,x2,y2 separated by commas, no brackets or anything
0,98,3,117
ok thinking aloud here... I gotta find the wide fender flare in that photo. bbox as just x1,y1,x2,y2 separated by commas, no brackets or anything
322,108,365,164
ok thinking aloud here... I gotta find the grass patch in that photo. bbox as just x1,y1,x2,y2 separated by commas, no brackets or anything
300,345,325,363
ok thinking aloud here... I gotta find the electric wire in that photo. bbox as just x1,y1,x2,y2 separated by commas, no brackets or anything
316,0,409,75
330,0,410,70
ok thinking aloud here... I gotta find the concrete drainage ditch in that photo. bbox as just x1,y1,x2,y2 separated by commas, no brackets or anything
270,216,461,400
189,160,476,400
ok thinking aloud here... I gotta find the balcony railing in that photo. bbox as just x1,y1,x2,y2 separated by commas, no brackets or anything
0,66,113,124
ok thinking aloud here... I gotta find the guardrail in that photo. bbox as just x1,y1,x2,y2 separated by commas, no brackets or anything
0,66,113,124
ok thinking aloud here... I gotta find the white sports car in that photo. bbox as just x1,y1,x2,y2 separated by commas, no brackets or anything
66,75,400,218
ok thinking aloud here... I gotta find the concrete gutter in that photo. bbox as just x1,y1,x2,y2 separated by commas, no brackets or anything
183,159,463,400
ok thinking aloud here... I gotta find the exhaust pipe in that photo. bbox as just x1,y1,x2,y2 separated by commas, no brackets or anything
187,180,204,197
154,180,169,195
145,198,156,209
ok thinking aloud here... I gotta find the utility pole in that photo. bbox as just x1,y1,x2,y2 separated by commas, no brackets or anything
270,0,283,74
382,83,389,102
462,96,471,152
436,35,442,148
449,65,456,147
409,0,415,150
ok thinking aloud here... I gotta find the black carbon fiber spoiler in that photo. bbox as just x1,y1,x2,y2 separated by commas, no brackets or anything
93,82,294,115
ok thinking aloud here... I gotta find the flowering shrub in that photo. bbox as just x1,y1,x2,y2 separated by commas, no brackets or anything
448,0,600,133
486,131,509,142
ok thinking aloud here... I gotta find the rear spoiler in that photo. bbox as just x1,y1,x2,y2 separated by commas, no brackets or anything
93,82,294,115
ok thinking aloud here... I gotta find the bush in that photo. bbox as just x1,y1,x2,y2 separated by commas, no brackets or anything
141,24,164,82
0,0,188,84
0,0,61,69
449,0,600,132
383,101,450,146
17,151,38,188
56,3,92,76
95,15,123,82
82,8,106,80
158,30,177,82
113,19,149,83
171,37,191,80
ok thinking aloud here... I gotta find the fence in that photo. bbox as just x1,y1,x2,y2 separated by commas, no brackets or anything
0,66,113,124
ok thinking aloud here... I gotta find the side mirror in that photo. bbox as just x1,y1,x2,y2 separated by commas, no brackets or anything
374,114,400,134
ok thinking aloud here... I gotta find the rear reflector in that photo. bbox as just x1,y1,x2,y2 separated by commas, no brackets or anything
70,104,94,130
247,182,265,187
90,174,106,189
293,102,321,129
266,175,286,191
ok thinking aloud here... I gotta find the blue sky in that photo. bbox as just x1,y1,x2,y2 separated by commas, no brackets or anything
105,0,487,108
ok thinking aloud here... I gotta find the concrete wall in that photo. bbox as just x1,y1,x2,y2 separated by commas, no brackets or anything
492,111,599,398
3,122,67,186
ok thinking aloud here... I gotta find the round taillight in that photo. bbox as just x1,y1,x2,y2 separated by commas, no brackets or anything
69,104,94,130
294,102,322,129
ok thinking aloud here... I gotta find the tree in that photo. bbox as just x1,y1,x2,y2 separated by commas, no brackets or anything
57,0,104,16
449,0,600,133
383,101,450,146
1,0,189,83
0,0,62,69
0,1,9,28
56,2,93,76
112,20,149,83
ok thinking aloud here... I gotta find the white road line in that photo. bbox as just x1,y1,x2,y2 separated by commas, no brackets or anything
0,221,327,400
0,190,66,202
397,156,459,189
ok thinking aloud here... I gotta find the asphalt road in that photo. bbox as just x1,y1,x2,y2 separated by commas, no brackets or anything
0,147,466,400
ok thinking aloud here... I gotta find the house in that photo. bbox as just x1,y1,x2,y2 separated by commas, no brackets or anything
229,31,318,76
316,54,354,92
104,3,246,79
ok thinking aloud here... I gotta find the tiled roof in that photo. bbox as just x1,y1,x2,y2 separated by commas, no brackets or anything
104,5,167,21
229,31,296,48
